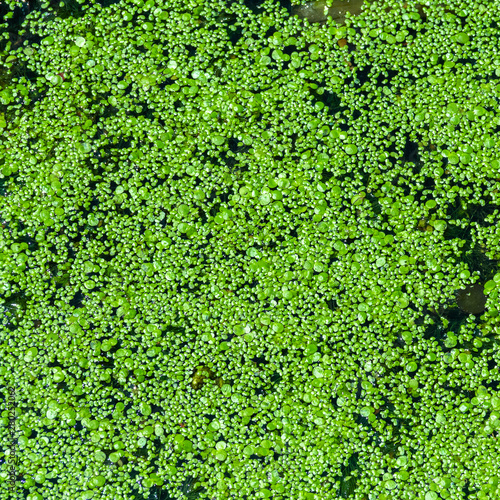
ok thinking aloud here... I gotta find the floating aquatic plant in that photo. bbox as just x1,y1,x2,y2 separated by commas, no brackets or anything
0,0,500,499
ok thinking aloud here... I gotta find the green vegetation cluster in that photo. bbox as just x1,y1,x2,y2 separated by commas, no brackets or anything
1,0,500,498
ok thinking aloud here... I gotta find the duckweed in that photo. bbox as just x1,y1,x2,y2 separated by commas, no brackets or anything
1,0,500,499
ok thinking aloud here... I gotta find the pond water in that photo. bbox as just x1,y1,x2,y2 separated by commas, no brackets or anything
456,282,487,315
292,0,365,24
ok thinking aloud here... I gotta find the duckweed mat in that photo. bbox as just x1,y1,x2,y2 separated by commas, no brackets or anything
1,0,500,499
